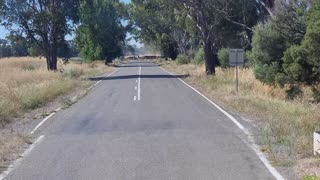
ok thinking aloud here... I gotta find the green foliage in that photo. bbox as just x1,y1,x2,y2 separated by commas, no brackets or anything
311,86,320,103
249,22,289,85
271,1,307,45
0,0,80,70
282,45,309,83
129,0,181,59
253,62,281,85
21,63,41,71
281,0,320,86
249,0,309,86
176,54,191,65
249,0,320,101
6,32,29,57
193,48,204,65
302,176,320,180
28,46,42,57
130,0,260,66
76,0,126,62
217,48,229,68
0,39,12,58
285,85,302,100
63,68,84,79
250,22,289,66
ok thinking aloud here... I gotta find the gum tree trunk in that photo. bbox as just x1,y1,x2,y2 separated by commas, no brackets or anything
198,0,215,75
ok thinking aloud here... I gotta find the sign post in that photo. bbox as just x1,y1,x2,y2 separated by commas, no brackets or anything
229,49,244,94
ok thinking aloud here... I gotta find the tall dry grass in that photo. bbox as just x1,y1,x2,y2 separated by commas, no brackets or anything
159,60,320,165
0,57,111,126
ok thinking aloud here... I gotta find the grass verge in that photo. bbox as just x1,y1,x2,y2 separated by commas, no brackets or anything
155,59,320,178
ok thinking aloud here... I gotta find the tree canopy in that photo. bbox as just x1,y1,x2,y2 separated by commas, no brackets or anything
76,0,128,62
0,0,80,70
129,0,262,74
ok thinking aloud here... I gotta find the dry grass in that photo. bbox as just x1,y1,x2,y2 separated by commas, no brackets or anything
0,57,112,126
157,59,320,176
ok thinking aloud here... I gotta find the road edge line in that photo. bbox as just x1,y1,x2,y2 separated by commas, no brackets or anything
0,135,45,180
160,66,285,180
30,113,55,135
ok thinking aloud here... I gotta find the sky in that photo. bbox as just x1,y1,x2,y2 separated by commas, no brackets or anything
0,0,143,47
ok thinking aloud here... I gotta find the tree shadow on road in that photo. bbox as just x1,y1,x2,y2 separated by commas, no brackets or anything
113,64,159,68
89,74,189,81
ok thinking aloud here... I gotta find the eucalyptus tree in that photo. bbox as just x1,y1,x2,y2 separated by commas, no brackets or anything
76,0,127,62
130,0,181,59
0,0,80,70
130,0,260,74
170,0,259,74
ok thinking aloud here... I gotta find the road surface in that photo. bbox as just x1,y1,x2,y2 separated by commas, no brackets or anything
4,60,277,180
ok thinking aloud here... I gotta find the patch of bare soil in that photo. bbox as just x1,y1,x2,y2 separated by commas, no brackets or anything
0,134,30,173
295,158,320,178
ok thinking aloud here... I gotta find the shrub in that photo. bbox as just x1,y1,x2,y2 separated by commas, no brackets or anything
193,48,204,65
311,86,320,103
302,176,320,180
249,22,289,86
285,85,302,100
281,1,320,87
282,45,309,83
176,54,191,64
217,48,229,68
63,67,84,79
249,1,320,100
21,63,41,71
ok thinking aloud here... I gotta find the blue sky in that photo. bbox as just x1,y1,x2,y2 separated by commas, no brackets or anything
0,26,9,39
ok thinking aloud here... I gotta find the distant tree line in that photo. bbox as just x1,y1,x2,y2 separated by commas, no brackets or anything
0,35,78,58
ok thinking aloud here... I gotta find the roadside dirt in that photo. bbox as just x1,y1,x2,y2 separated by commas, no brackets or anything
295,158,320,178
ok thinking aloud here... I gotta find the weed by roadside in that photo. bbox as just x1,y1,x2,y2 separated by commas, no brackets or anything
303,176,320,180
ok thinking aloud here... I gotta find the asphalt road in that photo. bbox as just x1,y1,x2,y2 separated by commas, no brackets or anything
5,60,277,180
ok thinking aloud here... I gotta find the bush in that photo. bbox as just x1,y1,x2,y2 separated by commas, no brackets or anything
63,68,84,79
302,176,320,180
281,1,320,86
176,54,191,64
249,22,289,85
249,1,320,100
282,45,309,83
311,86,320,103
217,48,229,68
21,63,41,71
193,48,204,64
285,85,302,100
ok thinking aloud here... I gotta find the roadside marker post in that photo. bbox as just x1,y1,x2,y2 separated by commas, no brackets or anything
314,131,320,156
229,49,244,94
